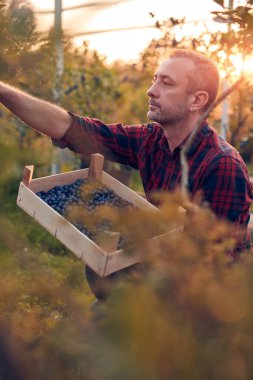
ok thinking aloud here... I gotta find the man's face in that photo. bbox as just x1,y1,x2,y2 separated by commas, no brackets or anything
146,57,195,126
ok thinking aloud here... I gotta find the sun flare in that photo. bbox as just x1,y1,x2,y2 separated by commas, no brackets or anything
229,54,253,78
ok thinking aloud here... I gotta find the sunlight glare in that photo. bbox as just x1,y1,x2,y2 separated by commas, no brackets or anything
230,54,253,78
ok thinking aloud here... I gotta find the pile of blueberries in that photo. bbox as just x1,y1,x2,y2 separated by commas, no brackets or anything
36,178,133,249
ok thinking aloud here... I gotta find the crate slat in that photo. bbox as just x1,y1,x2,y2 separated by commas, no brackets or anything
101,171,158,212
29,168,89,193
17,182,108,276
88,153,104,181
23,165,34,187
104,227,184,276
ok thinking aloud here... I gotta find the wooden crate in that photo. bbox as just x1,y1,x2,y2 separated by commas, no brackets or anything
17,154,184,277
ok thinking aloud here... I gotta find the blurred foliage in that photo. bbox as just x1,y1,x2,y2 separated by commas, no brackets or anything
229,81,253,148
212,0,253,54
1,192,253,379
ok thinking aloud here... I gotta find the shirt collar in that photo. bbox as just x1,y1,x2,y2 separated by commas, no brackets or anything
186,122,210,156
158,121,210,156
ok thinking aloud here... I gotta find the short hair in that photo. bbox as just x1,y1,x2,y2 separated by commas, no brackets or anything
167,49,220,111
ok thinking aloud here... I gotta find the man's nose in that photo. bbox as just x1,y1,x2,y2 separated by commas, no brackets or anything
146,82,158,98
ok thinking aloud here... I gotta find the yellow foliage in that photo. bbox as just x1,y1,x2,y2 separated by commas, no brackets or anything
1,188,253,379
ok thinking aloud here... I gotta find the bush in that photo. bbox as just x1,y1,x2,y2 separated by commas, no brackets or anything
1,192,253,379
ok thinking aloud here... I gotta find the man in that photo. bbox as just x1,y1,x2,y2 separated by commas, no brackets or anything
0,49,252,259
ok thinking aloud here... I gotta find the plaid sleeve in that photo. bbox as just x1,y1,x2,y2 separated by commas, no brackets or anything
202,155,253,252
52,112,145,169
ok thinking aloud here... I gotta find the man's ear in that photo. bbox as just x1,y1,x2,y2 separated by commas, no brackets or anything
189,91,209,112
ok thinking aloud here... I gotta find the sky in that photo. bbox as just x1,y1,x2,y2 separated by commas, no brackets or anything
27,0,243,63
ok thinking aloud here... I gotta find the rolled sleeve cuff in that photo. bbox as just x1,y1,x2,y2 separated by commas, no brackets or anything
51,112,76,149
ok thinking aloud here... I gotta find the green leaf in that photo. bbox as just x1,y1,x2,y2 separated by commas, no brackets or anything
213,0,224,7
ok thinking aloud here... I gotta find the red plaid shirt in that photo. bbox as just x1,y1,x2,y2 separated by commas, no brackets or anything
53,112,253,253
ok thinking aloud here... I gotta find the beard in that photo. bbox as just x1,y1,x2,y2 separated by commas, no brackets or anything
147,101,189,126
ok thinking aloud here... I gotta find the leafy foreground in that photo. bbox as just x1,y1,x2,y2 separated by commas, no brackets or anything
1,190,253,380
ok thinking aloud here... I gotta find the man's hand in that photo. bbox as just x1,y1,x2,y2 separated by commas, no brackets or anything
0,82,72,139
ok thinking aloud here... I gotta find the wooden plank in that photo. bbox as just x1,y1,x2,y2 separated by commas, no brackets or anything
101,171,158,212
23,165,34,187
104,226,184,276
145,226,184,253
29,168,89,193
17,183,109,276
103,247,143,276
98,231,120,253
55,222,108,276
88,153,104,181
101,171,185,230
102,171,185,217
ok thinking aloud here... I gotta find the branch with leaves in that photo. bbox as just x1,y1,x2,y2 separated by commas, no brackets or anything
212,0,253,52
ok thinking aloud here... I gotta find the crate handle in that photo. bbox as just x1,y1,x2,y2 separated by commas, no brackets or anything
88,153,104,181
23,165,34,187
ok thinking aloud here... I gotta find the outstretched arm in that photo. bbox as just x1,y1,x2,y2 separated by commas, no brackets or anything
0,82,72,139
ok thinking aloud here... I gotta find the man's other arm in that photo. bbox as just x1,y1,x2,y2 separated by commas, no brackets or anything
0,82,72,139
